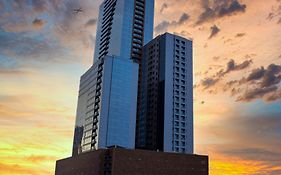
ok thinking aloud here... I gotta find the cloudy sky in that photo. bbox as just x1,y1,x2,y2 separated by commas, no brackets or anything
0,0,281,174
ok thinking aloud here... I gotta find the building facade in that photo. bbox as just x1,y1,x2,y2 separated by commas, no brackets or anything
94,0,154,63
73,56,139,155
136,33,193,154
72,0,154,156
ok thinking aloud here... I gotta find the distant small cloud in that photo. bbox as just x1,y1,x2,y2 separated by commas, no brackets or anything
235,33,246,37
201,77,220,89
213,56,220,61
155,13,190,33
160,3,168,13
32,18,45,29
155,21,170,33
85,18,97,27
178,13,189,25
209,25,220,39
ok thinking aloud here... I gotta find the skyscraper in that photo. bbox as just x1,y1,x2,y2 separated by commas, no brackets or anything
72,0,154,156
136,33,193,154
94,0,154,63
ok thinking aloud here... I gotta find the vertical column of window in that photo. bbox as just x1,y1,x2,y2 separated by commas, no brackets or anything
173,37,188,153
173,38,182,153
131,0,145,62
82,68,98,152
91,61,104,150
180,39,186,153
79,71,92,153
98,0,116,60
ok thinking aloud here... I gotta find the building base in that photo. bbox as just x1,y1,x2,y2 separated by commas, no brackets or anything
55,148,208,175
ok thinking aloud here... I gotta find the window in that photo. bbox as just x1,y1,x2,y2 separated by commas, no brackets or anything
181,110,185,115
181,135,186,139
181,98,185,103
181,80,186,85
181,129,185,133
182,142,186,146
181,122,186,127
181,68,185,73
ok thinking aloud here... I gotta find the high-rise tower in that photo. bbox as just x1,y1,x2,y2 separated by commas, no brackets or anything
94,0,154,63
72,0,154,156
136,33,193,154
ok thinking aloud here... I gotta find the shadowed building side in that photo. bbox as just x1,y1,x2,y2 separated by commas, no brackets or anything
56,148,208,175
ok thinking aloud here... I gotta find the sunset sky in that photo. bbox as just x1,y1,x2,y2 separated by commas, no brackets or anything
0,0,281,174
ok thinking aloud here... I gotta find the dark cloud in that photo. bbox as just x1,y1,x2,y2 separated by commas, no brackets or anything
199,59,253,89
237,86,278,102
244,64,281,88
223,64,281,102
85,18,97,27
246,67,266,81
218,0,246,17
227,59,253,72
160,3,168,13
201,78,220,89
197,0,247,24
32,18,45,29
209,24,220,39
155,13,190,33
260,64,281,88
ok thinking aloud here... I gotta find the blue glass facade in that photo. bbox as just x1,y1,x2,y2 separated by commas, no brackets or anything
73,0,154,155
94,0,155,63
105,57,138,148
